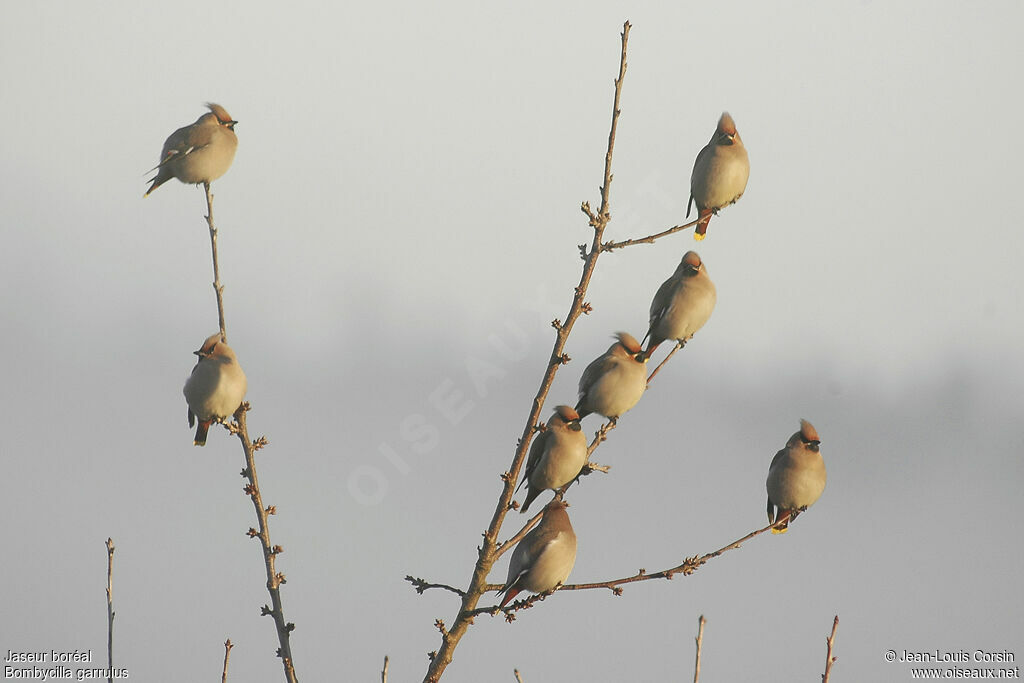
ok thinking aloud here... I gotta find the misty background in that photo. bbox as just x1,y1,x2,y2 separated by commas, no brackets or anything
2,2,1022,681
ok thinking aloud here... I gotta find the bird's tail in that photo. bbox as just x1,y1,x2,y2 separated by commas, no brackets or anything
498,586,521,608
694,211,712,241
193,420,212,446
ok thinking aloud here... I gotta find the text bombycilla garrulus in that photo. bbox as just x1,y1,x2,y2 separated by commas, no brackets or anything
575,332,648,422
643,250,717,359
183,333,248,446
145,103,238,196
517,406,587,514
498,500,577,608
687,112,750,240
766,420,826,533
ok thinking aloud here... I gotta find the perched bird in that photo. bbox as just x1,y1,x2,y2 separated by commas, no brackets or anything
643,250,717,358
517,406,588,514
575,332,648,422
766,420,826,533
183,333,247,446
145,103,238,196
687,112,750,240
498,500,577,608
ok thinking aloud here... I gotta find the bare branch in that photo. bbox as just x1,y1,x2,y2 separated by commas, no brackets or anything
693,615,706,683
494,507,547,558
821,616,839,683
559,522,777,592
405,576,467,598
646,341,684,385
203,190,298,682
105,538,115,683
601,216,708,252
203,183,227,341
514,669,524,683
382,655,389,683
221,639,233,683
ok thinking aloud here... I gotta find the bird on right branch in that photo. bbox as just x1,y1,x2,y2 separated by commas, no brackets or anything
498,500,577,608
766,420,826,533
687,112,749,240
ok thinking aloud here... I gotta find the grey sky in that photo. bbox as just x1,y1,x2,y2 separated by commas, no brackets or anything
2,2,1022,681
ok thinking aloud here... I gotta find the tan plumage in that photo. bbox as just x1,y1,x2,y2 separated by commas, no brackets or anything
766,420,826,533
687,112,750,240
499,500,577,607
182,333,247,446
575,332,648,422
517,406,587,514
643,250,717,358
145,103,238,196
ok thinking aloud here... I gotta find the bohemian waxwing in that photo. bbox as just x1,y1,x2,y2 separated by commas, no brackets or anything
499,500,577,607
575,332,648,422
687,112,749,240
145,103,238,196
766,420,826,533
183,333,247,446
517,406,587,514
642,250,717,358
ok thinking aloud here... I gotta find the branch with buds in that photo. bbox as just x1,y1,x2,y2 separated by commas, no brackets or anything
201,185,298,683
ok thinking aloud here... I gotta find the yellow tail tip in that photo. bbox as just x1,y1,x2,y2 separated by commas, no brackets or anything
693,233,706,241
770,526,789,535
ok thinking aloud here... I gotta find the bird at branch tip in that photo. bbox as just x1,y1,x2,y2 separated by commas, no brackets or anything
575,332,648,422
498,500,577,608
766,420,826,533
517,406,587,514
642,250,716,360
686,112,749,240
183,332,247,446
144,103,238,197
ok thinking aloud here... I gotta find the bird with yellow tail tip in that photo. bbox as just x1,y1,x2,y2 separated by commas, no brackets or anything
766,420,826,533
687,112,749,240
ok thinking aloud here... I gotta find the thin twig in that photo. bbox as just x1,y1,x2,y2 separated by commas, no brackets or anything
382,655,389,683
105,538,115,683
646,341,683,385
221,639,234,683
601,216,708,252
821,616,839,683
514,669,524,683
586,420,617,457
419,22,632,683
693,615,705,683
404,577,467,598
495,507,547,558
559,522,777,593
203,183,227,341
203,189,297,682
